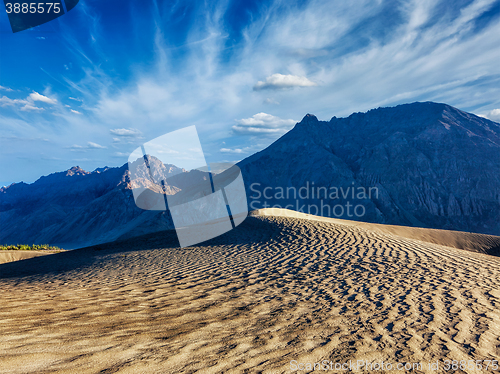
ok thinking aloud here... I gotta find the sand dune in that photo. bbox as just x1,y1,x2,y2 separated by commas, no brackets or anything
251,208,500,256
0,250,58,265
1,209,499,373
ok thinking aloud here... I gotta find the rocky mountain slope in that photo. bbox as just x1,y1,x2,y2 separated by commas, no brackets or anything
0,159,183,248
238,102,500,235
1,101,499,248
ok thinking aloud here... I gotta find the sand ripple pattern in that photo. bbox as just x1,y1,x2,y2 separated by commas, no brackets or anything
1,212,500,373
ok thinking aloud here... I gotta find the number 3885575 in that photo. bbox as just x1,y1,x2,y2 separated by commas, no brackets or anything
5,3,61,14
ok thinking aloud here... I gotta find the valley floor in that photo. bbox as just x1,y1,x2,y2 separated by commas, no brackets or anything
0,210,499,373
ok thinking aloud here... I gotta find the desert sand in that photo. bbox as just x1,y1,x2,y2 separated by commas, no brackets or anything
0,208,499,373
0,250,60,265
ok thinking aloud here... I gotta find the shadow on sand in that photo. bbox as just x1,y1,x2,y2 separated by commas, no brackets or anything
0,216,279,280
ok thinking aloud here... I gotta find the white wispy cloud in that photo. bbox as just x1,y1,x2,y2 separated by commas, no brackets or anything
70,109,82,114
29,92,57,105
21,104,44,112
87,141,106,149
220,147,246,154
109,128,143,137
253,74,317,90
0,85,13,92
482,109,500,122
80,0,500,138
70,142,106,150
0,91,57,111
0,96,28,107
232,113,297,135
0,96,44,111
58,0,500,147
264,98,280,105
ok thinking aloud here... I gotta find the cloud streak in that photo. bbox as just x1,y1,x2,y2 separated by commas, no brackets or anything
0,91,57,112
253,74,317,90
110,128,143,137
220,147,246,154
232,113,297,135
69,141,106,150
482,109,500,122
29,92,57,105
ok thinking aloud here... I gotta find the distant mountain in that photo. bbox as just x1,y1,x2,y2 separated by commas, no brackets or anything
239,102,500,235
1,101,499,248
0,158,186,248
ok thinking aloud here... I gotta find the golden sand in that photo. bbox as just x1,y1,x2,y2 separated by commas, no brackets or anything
0,209,499,373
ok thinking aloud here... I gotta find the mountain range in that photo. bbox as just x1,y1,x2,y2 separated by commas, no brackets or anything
1,101,499,248
0,160,178,248
239,101,500,235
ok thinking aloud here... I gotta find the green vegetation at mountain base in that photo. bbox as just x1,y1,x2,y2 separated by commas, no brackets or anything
0,244,64,251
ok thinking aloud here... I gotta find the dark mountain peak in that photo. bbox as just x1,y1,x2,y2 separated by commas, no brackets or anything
321,101,500,144
299,113,319,124
238,101,500,236
359,101,489,123
0,182,27,193
403,101,474,119
348,101,447,118
0,183,13,192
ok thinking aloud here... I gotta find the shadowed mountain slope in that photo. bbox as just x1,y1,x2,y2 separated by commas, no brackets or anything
1,101,499,247
0,160,183,248
239,102,500,235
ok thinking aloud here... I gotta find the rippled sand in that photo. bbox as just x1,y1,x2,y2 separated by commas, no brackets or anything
1,209,499,373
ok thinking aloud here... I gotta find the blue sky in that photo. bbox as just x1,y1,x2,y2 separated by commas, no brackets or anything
1,0,500,186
